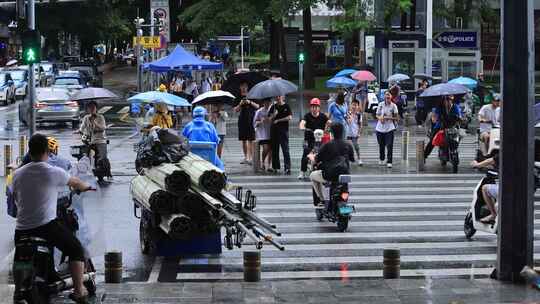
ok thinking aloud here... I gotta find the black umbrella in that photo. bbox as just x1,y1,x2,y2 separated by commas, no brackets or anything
221,71,268,98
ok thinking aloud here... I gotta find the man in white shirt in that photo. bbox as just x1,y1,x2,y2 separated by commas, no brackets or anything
13,134,93,301
478,94,501,156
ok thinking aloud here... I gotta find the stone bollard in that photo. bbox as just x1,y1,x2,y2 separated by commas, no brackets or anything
243,251,261,282
4,144,12,176
104,251,123,283
252,141,261,173
401,131,409,161
383,248,400,279
416,140,425,172
19,135,27,162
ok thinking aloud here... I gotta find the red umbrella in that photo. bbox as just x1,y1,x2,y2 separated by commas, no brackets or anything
351,70,376,82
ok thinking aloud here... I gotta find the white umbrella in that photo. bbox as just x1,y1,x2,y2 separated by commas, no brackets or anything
71,87,119,101
5,59,17,67
192,90,236,105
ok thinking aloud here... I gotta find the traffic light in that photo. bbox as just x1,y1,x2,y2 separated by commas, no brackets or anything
298,52,305,64
22,30,41,65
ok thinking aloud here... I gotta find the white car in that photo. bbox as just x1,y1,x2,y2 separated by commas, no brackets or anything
0,72,16,106
8,69,29,100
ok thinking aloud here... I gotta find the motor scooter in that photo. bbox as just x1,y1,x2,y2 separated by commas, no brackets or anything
12,190,97,304
437,127,462,173
308,129,355,232
71,133,112,183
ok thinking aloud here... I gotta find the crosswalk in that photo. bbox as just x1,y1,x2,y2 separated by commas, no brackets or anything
158,171,540,282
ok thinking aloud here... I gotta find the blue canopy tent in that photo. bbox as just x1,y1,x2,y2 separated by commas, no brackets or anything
145,45,223,72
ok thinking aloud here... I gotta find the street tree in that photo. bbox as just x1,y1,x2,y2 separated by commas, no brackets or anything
434,0,497,29
381,0,412,32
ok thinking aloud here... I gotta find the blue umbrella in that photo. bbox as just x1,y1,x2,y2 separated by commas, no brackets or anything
449,76,478,89
334,69,357,78
419,83,469,98
326,76,357,88
387,73,410,83
127,91,190,107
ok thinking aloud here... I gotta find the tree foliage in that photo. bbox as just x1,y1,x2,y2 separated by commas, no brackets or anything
328,0,374,38
434,0,497,29
381,0,412,32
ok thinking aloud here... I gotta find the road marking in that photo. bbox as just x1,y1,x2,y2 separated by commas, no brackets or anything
147,256,163,283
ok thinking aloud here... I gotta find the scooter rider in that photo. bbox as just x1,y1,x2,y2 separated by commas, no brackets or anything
308,122,355,207
298,98,329,179
471,150,500,223
12,134,93,302
478,94,501,156
424,95,462,159
79,100,108,161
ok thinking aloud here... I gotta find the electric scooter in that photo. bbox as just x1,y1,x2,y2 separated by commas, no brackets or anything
71,133,112,183
438,127,462,173
308,129,355,232
12,190,97,304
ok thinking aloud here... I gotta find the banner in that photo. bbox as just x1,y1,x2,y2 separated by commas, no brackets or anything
151,0,170,44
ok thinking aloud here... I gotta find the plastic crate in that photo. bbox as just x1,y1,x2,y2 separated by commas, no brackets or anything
189,141,217,164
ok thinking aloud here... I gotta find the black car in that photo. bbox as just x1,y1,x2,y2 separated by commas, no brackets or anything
70,63,103,87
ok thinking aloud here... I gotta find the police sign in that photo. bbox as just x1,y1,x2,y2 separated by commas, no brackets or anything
434,31,478,49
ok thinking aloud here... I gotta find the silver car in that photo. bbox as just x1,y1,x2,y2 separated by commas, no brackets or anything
19,87,80,128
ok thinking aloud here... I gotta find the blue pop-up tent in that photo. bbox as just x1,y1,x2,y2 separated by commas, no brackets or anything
146,45,223,72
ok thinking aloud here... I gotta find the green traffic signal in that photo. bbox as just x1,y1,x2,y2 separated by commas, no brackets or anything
298,52,305,63
22,30,41,65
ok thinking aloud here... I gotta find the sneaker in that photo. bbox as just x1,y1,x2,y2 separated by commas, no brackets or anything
240,159,248,164
357,159,364,166
267,168,276,173
297,172,306,179
284,169,291,175
378,160,385,166
246,160,253,165
387,163,393,168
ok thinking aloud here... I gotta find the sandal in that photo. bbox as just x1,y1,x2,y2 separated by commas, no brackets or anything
69,292,89,304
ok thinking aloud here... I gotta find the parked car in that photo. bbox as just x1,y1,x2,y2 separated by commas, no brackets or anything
18,87,79,128
0,71,16,106
53,74,86,92
8,69,28,99
70,63,103,87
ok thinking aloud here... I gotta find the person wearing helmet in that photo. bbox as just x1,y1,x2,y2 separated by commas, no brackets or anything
20,136,72,171
308,122,355,206
158,83,168,92
298,98,328,179
151,103,173,129
182,106,223,169
478,94,501,156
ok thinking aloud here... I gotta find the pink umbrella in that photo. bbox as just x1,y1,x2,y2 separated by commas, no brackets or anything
351,70,376,82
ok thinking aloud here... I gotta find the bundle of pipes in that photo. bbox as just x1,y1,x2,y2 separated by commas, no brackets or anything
174,153,227,194
144,164,190,195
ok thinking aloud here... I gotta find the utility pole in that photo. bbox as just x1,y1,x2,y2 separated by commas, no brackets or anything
27,0,36,136
135,16,143,92
425,0,432,76
497,0,535,282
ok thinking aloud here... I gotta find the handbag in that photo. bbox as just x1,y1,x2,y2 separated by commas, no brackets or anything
432,130,446,147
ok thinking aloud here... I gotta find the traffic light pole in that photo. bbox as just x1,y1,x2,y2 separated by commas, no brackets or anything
298,61,304,119
27,0,36,136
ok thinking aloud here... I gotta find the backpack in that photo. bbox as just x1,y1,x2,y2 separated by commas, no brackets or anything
321,155,350,182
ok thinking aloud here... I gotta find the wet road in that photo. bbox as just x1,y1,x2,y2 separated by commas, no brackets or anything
1,67,535,292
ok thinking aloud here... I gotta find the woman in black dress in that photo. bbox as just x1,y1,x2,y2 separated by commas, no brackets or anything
234,82,259,164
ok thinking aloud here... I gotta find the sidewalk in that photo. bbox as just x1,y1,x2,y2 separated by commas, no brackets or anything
48,278,540,304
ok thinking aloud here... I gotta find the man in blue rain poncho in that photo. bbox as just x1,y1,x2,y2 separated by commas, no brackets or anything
182,106,224,170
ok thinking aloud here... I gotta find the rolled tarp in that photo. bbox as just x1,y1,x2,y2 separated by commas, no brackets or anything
175,153,227,194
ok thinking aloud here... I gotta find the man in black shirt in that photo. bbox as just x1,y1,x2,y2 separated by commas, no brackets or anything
308,122,355,206
298,98,329,179
269,96,293,174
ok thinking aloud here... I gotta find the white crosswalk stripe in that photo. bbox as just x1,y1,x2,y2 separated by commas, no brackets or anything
168,170,540,282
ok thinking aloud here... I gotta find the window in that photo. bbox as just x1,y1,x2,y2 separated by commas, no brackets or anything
448,61,477,80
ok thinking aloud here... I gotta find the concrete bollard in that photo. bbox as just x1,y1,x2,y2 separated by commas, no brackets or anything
104,251,123,283
416,140,425,172
401,131,409,161
252,141,261,172
18,135,27,161
4,144,12,176
243,251,261,282
382,248,400,279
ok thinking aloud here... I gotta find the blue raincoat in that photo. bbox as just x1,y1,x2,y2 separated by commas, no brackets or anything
182,116,224,170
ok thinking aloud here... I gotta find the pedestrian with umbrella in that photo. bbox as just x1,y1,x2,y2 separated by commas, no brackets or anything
234,82,259,165
193,90,235,158
415,79,430,126
247,78,297,174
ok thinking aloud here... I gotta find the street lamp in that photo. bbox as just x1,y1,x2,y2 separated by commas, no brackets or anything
240,26,247,70
426,0,432,76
